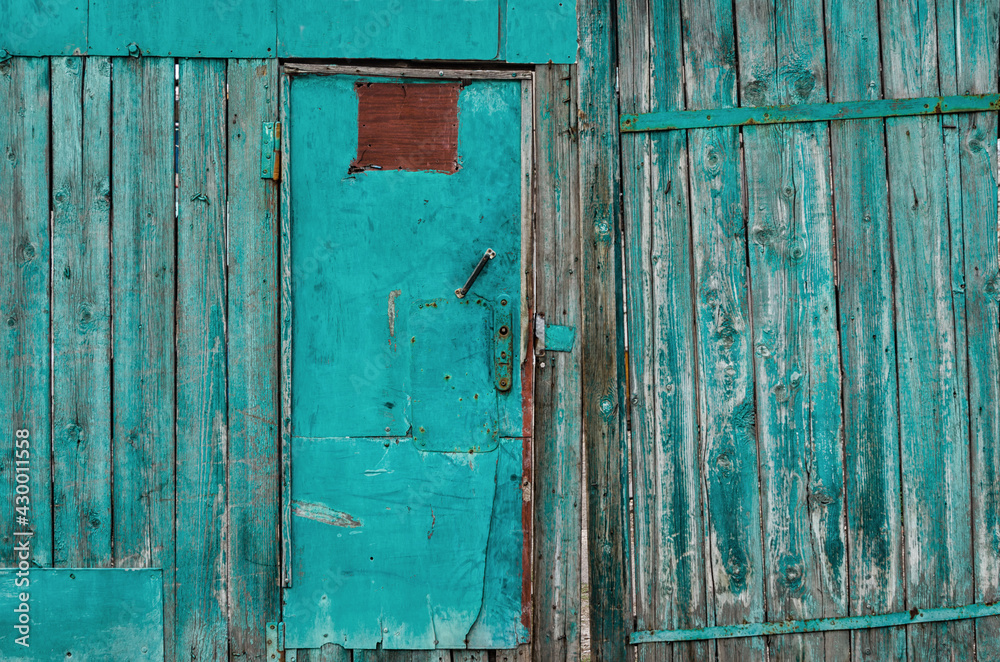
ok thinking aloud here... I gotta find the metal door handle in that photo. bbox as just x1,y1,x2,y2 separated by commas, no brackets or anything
455,248,496,298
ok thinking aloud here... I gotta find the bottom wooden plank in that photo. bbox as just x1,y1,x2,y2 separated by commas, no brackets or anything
0,568,163,660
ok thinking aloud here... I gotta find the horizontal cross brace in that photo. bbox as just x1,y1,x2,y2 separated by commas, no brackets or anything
619,93,1000,132
630,601,1000,644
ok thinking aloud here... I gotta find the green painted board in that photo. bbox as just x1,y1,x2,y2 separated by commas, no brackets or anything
51,56,113,568
0,0,86,55
735,0,848,659
110,56,176,660
174,57,229,661
505,0,577,63
226,58,281,660
288,74,523,441
880,0,974,658
0,568,163,660
826,1,906,659
951,0,1000,658
278,0,500,60
283,437,526,650
88,0,275,56
0,57,52,569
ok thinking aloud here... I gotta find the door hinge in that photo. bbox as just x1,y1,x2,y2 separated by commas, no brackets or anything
261,122,282,180
265,621,285,660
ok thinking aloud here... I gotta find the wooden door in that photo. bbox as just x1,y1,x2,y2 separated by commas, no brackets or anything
280,68,532,652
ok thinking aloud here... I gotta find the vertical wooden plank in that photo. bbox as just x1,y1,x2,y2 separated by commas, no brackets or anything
952,1,1000,658
578,0,631,656
0,56,51,569
226,58,280,661
175,57,229,662
51,55,113,568
678,1,765,660
826,1,906,658
618,0,707,659
734,1,848,660
879,1,974,658
111,56,176,659
532,63,583,662
279,66,293,589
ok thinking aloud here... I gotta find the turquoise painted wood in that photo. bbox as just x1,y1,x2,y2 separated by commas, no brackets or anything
88,0,275,56
0,568,163,660
953,1,1000,658
681,1,765,660
826,1,906,658
616,0,706,659
631,601,1000,644
735,1,848,659
51,55,112,568
284,437,526,650
110,56,176,659
288,73,523,442
531,64,583,662
620,93,1000,132
505,0,577,63
175,57,229,661
880,0,974,658
0,0,86,55
0,56,52,570
277,0,500,60
226,58,281,660
284,72,528,650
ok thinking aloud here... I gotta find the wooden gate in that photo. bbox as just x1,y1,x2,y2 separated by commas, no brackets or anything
612,0,1000,659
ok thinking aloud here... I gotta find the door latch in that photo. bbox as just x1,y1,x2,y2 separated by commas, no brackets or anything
494,295,513,391
455,248,496,299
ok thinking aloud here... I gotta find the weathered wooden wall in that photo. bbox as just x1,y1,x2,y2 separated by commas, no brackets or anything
0,54,589,662
613,0,1000,660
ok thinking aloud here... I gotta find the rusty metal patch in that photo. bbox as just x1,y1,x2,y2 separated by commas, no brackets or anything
352,82,460,174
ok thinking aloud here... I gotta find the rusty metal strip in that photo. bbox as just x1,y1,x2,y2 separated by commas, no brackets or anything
284,62,532,80
620,93,1000,133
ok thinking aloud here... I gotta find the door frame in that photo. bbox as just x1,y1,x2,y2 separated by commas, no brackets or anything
276,62,537,648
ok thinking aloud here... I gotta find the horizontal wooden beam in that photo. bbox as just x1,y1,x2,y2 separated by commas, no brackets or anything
619,93,1000,132
630,602,1000,644
283,63,532,81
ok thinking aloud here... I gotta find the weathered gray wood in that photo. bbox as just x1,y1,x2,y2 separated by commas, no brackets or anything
279,64,294,590
879,1,974,658
825,1,906,659
226,58,281,662
174,57,229,661
0,56,51,568
734,2,848,660
579,0,631,657
952,1,1000,659
532,63,583,662
678,1,765,659
617,0,707,659
51,56,112,568
111,56,177,659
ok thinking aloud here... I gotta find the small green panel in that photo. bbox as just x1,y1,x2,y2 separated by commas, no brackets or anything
505,0,578,63
411,297,499,453
544,324,576,352
0,1,86,55
284,437,525,649
0,568,164,660
88,0,275,56
278,0,500,59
